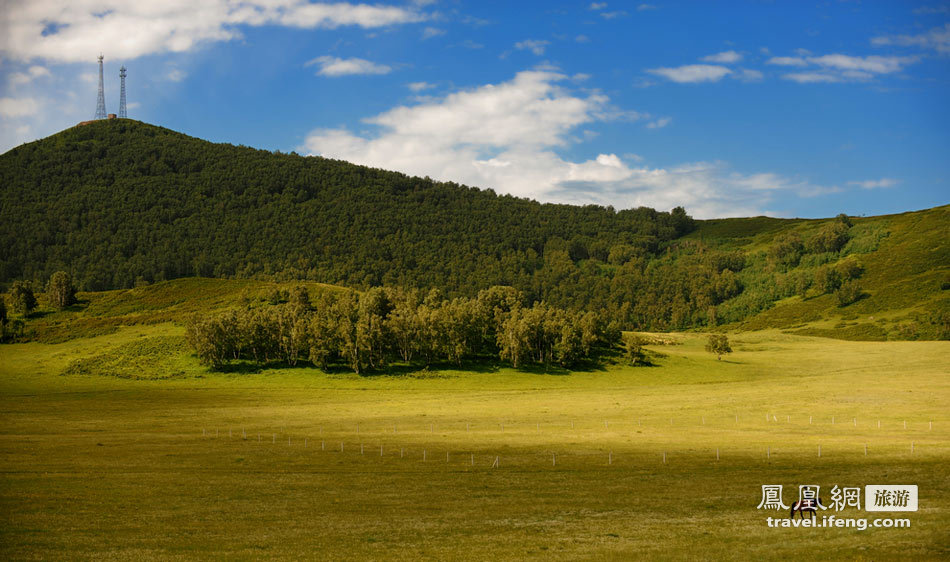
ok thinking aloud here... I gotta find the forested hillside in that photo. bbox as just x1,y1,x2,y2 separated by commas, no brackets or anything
1,120,947,336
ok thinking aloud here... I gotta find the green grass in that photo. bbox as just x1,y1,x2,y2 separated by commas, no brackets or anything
690,205,950,340
1,325,948,559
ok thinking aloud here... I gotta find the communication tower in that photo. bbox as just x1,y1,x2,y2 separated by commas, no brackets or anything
95,54,107,119
119,66,127,118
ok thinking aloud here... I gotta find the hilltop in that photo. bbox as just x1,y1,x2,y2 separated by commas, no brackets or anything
1,120,947,339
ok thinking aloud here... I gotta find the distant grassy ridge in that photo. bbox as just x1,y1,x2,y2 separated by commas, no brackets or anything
687,205,950,341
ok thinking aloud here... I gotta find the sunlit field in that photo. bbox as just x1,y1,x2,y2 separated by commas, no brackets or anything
1,325,947,559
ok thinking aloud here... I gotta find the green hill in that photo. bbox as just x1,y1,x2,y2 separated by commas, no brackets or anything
1,120,947,339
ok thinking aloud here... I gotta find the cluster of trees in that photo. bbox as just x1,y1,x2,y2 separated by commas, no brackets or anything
185,286,621,372
6,281,37,315
767,214,853,270
0,281,33,342
1,272,77,342
763,215,866,307
0,298,19,342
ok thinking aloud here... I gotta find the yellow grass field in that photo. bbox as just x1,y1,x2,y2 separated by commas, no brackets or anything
1,324,948,559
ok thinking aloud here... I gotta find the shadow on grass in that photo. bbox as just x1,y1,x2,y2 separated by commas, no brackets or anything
206,353,618,377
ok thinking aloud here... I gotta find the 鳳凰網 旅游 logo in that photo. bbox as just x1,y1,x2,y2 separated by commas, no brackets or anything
756,484,917,529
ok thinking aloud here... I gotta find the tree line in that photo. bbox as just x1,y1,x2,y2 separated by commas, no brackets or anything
185,286,621,372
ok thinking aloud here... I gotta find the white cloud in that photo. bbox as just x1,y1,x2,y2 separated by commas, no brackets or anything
407,81,434,92
514,39,550,56
735,68,764,82
166,68,186,82
299,70,825,218
575,34,591,43
871,23,950,55
600,11,627,19
767,56,808,66
1,1,428,63
646,117,671,129
306,56,391,77
913,6,950,15
701,50,742,64
456,39,484,49
0,96,39,118
8,65,51,86
782,72,845,84
589,2,608,9
771,53,919,83
646,64,732,83
808,54,917,74
848,178,899,189
637,4,658,11
421,26,445,39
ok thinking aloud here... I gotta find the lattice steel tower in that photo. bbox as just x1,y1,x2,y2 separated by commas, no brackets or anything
94,54,107,119
119,66,127,118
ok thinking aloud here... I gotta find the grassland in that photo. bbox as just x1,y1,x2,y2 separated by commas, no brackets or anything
689,205,950,341
1,319,948,560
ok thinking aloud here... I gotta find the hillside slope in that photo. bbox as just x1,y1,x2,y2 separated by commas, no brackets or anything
688,206,950,340
0,119,690,294
1,120,946,337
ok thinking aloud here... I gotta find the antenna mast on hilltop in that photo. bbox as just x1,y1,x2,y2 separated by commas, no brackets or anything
119,66,127,118
95,54,107,119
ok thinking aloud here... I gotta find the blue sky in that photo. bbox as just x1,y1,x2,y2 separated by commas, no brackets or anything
1,1,948,218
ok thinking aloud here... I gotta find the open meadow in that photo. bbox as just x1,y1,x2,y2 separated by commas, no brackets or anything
1,323,947,560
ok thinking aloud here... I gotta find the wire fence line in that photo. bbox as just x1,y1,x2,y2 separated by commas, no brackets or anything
197,415,940,443
192,418,946,471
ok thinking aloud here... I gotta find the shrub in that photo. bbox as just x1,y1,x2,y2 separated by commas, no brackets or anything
835,256,864,282
806,221,850,254
767,233,804,268
814,265,841,295
835,281,863,307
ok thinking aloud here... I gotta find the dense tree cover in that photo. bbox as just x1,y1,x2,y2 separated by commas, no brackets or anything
0,120,692,301
185,286,620,371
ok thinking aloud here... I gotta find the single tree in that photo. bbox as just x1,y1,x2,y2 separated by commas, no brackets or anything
705,334,732,361
622,333,647,366
47,271,78,309
9,281,37,315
